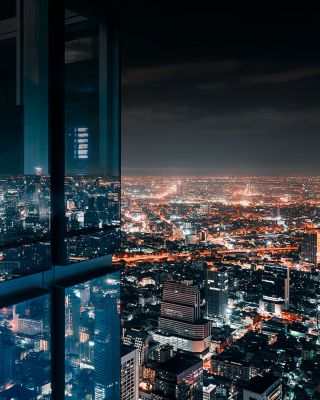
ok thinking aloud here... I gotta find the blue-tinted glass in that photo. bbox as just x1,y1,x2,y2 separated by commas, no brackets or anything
0,2,50,246
65,271,120,399
0,294,51,398
64,10,120,233
0,241,50,281
0,176,50,245
65,177,120,230
64,227,120,265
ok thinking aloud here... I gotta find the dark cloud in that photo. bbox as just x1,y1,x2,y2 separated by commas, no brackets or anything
241,66,320,85
193,82,227,91
122,60,241,86
121,7,320,175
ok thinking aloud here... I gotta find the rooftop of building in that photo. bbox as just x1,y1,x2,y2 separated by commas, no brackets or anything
0,385,36,400
121,344,136,358
159,316,210,326
245,374,280,394
123,327,149,340
155,353,202,375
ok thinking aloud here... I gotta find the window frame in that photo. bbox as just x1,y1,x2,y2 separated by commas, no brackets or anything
0,0,121,398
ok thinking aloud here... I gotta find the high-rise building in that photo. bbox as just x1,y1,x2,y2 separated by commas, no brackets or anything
0,327,16,387
259,265,289,316
149,344,174,363
206,267,228,319
243,375,282,400
301,232,320,264
121,346,139,400
153,281,211,355
203,384,217,400
70,292,81,341
161,281,201,322
152,353,203,400
94,297,120,400
123,328,150,366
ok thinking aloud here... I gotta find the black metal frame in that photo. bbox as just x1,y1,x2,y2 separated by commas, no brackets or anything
0,0,121,398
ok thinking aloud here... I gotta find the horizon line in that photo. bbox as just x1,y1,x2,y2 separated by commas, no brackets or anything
121,174,320,178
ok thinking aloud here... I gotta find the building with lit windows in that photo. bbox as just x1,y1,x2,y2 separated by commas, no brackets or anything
153,281,211,356
206,267,228,319
121,346,139,400
259,265,289,316
123,328,150,366
301,232,320,264
203,384,217,400
152,353,203,400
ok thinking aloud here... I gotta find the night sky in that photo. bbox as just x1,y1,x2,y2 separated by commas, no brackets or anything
121,4,320,176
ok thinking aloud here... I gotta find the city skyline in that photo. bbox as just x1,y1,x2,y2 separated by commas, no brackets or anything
119,174,320,398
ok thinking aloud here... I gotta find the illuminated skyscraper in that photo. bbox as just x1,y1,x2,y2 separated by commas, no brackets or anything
203,384,217,400
94,297,120,400
123,328,149,366
259,265,290,316
0,327,16,386
154,281,211,355
206,267,229,319
121,346,139,400
301,232,320,264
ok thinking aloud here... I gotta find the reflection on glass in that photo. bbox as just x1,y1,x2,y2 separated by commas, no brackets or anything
65,227,120,264
0,2,50,246
0,176,50,245
0,295,51,398
65,271,120,399
64,9,120,232
65,177,120,231
0,241,50,281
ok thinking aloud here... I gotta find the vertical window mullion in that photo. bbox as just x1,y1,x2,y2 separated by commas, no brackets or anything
48,0,65,398
48,0,66,267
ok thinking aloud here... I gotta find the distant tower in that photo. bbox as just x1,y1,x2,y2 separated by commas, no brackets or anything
301,232,320,264
244,181,251,196
70,293,81,341
259,265,290,316
35,166,42,176
206,267,229,319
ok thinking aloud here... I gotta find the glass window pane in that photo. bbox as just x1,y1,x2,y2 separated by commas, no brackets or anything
65,271,120,399
0,1,50,245
0,294,51,398
65,228,120,265
0,241,50,281
64,8,120,234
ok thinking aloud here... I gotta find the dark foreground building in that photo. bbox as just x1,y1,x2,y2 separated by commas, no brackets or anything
152,353,203,400
0,1,120,399
243,374,282,400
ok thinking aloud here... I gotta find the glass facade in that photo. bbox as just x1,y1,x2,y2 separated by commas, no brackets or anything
65,227,120,264
64,8,120,234
0,1,50,250
65,271,120,399
0,1,120,399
